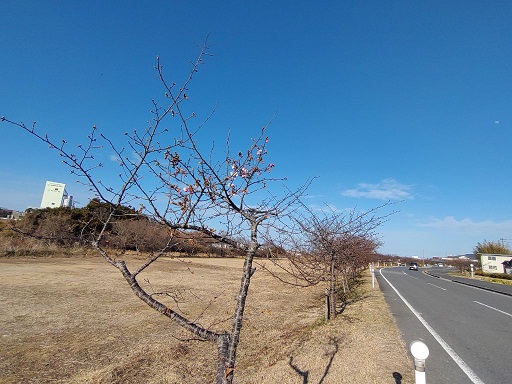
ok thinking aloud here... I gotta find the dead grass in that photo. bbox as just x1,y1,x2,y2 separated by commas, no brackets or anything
450,271,512,286
0,255,413,383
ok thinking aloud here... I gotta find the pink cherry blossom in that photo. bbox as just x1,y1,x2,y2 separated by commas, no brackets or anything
183,185,195,193
240,167,249,178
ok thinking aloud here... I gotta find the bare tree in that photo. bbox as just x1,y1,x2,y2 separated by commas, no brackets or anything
263,203,392,320
2,43,308,384
108,219,171,252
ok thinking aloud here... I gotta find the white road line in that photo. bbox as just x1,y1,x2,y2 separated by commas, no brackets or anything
425,272,451,282
403,271,420,279
379,268,485,384
427,282,447,291
474,301,512,318
454,282,509,297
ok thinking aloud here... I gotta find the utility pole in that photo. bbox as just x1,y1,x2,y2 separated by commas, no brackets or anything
499,238,511,248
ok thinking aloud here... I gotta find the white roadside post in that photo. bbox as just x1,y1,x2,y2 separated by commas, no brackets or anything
370,264,375,289
410,340,429,384
470,263,474,278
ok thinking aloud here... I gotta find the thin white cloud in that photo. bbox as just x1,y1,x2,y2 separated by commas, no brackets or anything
110,149,141,165
307,203,346,213
342,178,413,200
110,154,121,164
418,216,512,232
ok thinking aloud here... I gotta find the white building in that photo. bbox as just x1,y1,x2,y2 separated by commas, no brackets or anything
40,181,71,208
479,254,512,274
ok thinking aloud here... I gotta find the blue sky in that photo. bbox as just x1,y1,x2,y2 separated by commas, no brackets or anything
1,1,511,258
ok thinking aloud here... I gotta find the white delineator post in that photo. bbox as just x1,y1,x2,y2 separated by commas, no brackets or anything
470,263,474,278
410,340,429,384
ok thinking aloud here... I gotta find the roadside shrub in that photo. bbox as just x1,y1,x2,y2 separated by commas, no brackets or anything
475,270,512,280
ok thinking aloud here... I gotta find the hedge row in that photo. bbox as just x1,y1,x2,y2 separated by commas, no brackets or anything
475,270,512,280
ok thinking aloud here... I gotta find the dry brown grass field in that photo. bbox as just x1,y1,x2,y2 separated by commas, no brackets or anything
0,254,413,383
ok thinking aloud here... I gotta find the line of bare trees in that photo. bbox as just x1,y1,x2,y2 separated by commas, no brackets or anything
262,203,393,320
2,42,393,383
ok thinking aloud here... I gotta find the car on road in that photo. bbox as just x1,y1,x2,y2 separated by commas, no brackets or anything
409,262,419,271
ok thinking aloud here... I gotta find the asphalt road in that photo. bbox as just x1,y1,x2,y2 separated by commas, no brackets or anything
378,267,512,384
426,268,512,296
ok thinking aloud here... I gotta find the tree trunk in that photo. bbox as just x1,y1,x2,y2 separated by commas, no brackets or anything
325,290,330,321
329,286,337,320
224,225,259,383
329,259,337,320
217,334,230,384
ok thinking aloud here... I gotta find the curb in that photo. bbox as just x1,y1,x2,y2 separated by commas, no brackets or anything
424,270,512,297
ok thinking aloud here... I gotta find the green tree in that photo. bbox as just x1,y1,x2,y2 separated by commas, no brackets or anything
473,240,511,255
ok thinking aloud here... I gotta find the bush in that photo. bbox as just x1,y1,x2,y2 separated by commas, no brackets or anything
2,206,240,257
475,270,512,280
